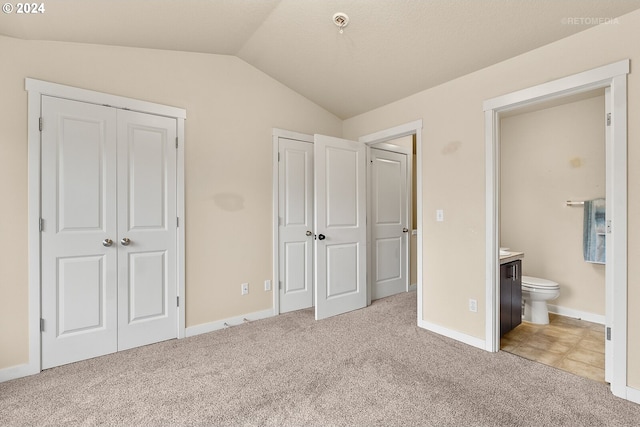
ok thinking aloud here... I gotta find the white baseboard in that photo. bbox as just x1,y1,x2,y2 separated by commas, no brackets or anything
627,386,640,404
0,362,38,383
185,308,274,338
418,319,486,350
547,304,605,325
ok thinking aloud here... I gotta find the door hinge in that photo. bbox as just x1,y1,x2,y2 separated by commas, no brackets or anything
606,113,611,126
177,296,180,307
177,217,179,227
606,327,611,341
279,281,282,290
40,318,45,332
39,218,44,232
278,152,280,162
176,137,178,149
607,220,612,234
39,117,43,132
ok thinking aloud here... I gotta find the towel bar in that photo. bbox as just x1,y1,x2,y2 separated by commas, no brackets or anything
566,200,585,206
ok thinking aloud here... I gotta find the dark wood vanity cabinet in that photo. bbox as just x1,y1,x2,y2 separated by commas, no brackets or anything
500,260,522,337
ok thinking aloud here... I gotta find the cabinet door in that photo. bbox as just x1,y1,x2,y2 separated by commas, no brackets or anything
511,260,522,329
499,263,511,337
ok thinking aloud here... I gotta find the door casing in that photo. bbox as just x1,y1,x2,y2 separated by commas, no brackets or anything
272,123,423,316
25,78,186,376
483,60,629,399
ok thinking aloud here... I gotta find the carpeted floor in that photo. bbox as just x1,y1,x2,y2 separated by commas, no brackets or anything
1,292,639,426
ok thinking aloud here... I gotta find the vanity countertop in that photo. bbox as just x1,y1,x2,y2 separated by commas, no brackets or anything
500,251,524,265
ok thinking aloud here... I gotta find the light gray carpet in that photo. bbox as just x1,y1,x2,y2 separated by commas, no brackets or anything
1,292,639,426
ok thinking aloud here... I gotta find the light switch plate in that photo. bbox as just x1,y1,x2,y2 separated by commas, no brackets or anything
436,209,444,222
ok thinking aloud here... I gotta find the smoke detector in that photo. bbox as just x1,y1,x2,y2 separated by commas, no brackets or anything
333,12,349,33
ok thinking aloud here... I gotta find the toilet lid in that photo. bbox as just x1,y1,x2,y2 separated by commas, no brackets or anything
522,275,559,289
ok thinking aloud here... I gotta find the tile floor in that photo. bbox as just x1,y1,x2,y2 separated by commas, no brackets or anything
500,313,606,383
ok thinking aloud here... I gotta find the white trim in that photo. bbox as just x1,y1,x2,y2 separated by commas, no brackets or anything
25,78,186,119
484,109,499,352
271,129,314,315
0,363,37,383
547,305,605,325
25,78,186,381
185,309,274,337
483,60,629,399
26,86,42,378
272,128,314,143
418,320,486,350
177,118,186,338
359,119,423,144
483,60,630,112
358,120,423,324
627,387,640,405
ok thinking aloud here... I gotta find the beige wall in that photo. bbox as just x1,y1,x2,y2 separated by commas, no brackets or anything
0,36,342,369
343,9,640,388
501,95,606,316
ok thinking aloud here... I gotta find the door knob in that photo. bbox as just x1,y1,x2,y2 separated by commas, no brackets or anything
306,230,313,237
402,228,409,233
120,237,131,246
318,234,326,240
102,238,113,247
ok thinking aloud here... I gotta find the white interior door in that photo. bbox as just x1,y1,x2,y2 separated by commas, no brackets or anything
370,148,409,300
41,96,118,368
116,110,178,350
41,97,178,367
278,137,314,313
314,134,367,320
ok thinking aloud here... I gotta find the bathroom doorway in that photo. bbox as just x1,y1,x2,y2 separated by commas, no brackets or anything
484,60,629,398
497,90,607,382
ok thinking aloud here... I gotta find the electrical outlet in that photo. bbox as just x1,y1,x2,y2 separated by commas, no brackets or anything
469,299,477,313
436,209,444,222
264,280,271,291
241,283,249,295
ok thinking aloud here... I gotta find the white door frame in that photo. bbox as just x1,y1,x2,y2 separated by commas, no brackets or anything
366,142,412,305
25,78,186,377
483,60,629,398
271,128,314,315
359,120,423,320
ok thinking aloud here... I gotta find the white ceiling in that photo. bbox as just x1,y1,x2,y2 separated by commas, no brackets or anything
2,0,639,119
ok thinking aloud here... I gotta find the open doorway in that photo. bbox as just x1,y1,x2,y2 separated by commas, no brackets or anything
497,90,606,382
484,60,629,398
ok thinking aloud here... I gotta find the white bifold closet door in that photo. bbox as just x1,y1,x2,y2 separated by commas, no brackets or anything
41,96,177,369
314,134,367,320
278,138,314,313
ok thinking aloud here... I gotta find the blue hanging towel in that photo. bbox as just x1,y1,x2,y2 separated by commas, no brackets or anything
583,198,606,264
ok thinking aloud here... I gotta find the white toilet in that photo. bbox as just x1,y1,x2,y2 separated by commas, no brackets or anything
521,276,560,325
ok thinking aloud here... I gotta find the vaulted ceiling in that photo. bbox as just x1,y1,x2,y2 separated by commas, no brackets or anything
2,0,639,119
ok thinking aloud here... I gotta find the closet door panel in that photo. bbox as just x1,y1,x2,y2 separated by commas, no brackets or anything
41,96,118,369
117,110,178,351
